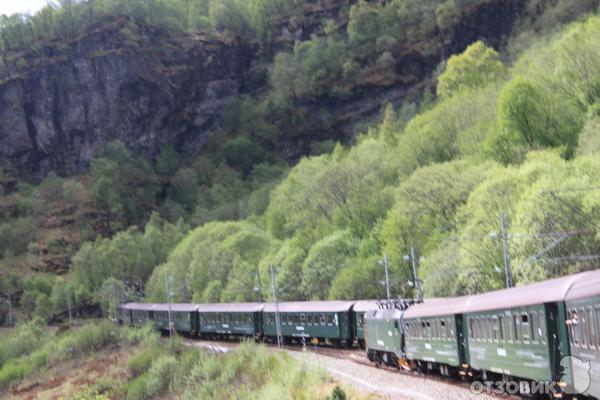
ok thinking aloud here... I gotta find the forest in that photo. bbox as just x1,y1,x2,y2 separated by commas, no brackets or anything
1,0,600,325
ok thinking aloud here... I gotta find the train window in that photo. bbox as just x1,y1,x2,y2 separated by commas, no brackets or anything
539,311,546,344
488,317,494,342
503,314,514,343
440,320,447,339
426,321,432,338
432,320,438,338
492,316,499,342
587,308,595,349
581,308,589,348
327,314,335,325
521,313,530,343
568,309,577,346
468,318,474,338
531,312,538,343
307,314,313,325
482,317,488,341
320,313,326,326
582,308,589,349
449,319,455,337
300,313,306,324
513,314,520,342
595,306,600,348
497,316,504,341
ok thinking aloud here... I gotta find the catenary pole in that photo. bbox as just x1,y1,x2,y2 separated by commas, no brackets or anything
384,254,391,301
411,246,421,301
270,264,283,349
500,211,514,288
165,272,173,339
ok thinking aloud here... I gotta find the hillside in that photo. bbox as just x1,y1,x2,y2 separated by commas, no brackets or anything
1,0,600,325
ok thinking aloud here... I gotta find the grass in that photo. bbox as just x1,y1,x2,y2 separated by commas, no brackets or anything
0,320,156,391
1,323,360,400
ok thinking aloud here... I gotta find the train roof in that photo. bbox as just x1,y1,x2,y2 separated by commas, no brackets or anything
196,303,264,313
462,269,600,314
122,302,157,311
403,297,470,319
565,269,600,301
121,303,198,312
263,301,355,313
365,308,404,320
352,300,382,312
405,269,600,318
151,304,199,312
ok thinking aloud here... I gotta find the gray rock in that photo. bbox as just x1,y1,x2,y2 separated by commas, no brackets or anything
0,26,252,178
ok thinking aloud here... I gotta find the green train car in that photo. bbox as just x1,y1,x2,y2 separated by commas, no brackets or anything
365,308,404,368
122,303,153,327
353,301,380,348
262,301,355,347
197,303,263,339
403,297,468,376
460,274,589,386
564,271,600,398
152,304,199,335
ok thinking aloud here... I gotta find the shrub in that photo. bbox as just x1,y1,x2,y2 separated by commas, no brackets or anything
0,348,48,389
57,320,116,359
126,374,149,400
145,355,177,397
329,386,348,400
127,347,161,378
121,323,159,347
0,319,45,367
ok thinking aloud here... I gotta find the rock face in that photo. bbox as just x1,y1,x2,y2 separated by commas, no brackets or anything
0,22,252,178
0,0,589,177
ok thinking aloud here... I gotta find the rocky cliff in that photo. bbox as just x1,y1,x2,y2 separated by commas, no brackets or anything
0,20,252,178
0,0,590,178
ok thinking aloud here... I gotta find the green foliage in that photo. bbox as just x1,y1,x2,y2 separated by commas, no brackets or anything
301,230,358,299
72,212,187,301
0,318,45,368
146,220,275,302
437,41,508,99
329,386,348,400
219,137,266,175
125,374,150,400
0,216,38,257
179,341,327,399
65,386,112,400
91,142,160,229
576,109,600,156
154,144,180,176
489,77,579,163
56,320,117,358
145,354,177,397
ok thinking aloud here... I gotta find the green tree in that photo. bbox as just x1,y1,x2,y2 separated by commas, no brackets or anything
488,77,579,163
155,145,180,176
437,41,507,99
301,230,358,299
219,137,265,176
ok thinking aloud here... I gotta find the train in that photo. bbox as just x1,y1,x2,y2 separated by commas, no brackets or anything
118,268,600,399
